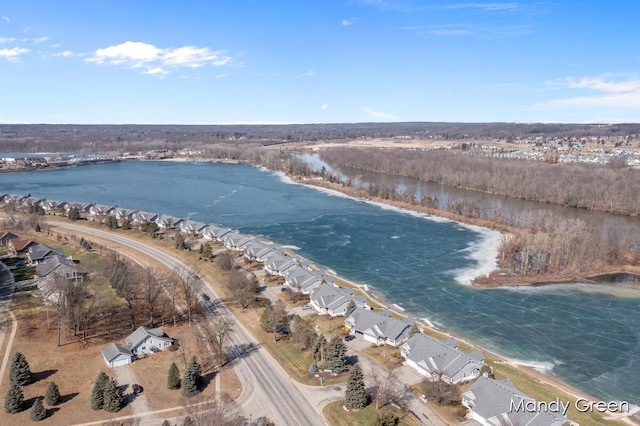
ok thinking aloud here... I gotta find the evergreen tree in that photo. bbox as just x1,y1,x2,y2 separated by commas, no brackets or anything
44,381,60,406
29,397,46,421
345,300,357,317
181,356,202,396
162,421,172,426
327,336,348,373
90,371,109,410
9,351,32,386
182,416,194,426
106,215,118,230
67,206,80,221
167,362,181,389
102,379,123,413
344,364,367,410
312,335,327,368
4,382,24,414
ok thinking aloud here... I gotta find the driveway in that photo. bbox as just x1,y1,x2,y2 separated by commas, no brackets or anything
113,364,161,426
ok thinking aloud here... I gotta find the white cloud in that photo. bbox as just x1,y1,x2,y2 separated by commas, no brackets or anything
321,103,328,110
53,50,83,57
0,47,29,62
86,41,232,77
342,19,352,26
88,41,162,65
143,67,169,78
162,46,230,67
535,76,640,110
33,36,50,44
51,43,61,48
215,73,229,78
0,37,15,43
296,70,316,79
361,106,397,120
2,16,9,25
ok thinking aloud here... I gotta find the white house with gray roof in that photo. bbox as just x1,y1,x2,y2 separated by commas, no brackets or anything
224,233,254,251
345,308,414,347
179,219,208,235
400,333,484,384
101,343,133,368
462,376,577,426
124,326,174,357
155,214,183,229
310,282,369,316
27,243,65,265
284,266,324,294
243,240,275,262
264,253,298,276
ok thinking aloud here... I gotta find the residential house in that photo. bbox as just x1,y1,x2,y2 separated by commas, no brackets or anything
41,199,68,213
242,240,274,262
2,194,27,204
131,210,159,225
27,243,65,265
209,226,234,242
0,231,18,246
89,204,115,219
345,308,414,347
36,254,80,282
309,282,369,316
125,326,174,357
179,219,208,235
8,238,37,255
284,266,323,294
113,207,138,222
41,200,67,214
224,233,253,251
155,214,183,229
101,343,133,368
263,252,297,276
400,333,484,384
65,202,94,214
461,376,577,426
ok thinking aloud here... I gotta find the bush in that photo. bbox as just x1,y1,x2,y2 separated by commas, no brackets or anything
44,381,60,405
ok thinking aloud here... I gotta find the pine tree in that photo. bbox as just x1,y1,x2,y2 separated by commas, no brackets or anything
345,300,357,317
29,397,46,421
312,335,327,369
162,421,172,426
167,362,181,389
375,412,399,426
344,364,367,410
44,381,60,406
90,371,109,410
9,351,32,386
106,215,118,230
327,336,348,373
4,382,24,414
181,356,202,396
102,379,123,413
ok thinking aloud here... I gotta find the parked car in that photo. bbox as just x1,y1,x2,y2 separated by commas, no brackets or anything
132,384,143,394
344,335,355,342
202,293,211,301
301,304,312,310
280,287,289,292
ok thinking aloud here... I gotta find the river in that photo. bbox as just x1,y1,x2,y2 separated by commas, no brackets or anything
1,161,638,403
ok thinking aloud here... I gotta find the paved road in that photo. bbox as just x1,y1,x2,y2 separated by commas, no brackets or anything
50,222,326,426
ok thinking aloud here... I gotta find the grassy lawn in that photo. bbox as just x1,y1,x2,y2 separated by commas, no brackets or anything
0,310,135,426
323,400,421,426
361,346,404,370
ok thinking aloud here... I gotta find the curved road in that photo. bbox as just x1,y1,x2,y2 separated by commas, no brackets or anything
50,222,325,426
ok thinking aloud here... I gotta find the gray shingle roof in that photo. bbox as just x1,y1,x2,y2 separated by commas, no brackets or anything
101,343,133,362
125,326,172,350
346,308,413,343
462,376,570,426
28,243,64,262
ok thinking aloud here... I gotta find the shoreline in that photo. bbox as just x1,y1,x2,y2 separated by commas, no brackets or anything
292,176,640,291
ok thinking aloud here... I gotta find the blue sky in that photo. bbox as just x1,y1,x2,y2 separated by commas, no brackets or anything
1,1,639,124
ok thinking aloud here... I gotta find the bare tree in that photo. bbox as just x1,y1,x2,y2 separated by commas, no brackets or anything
183,394,244,426
175,265,200,326
369,367,411,410
141,267,164,325
197,317,234,370
108,258,139,330
225,270,256,310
